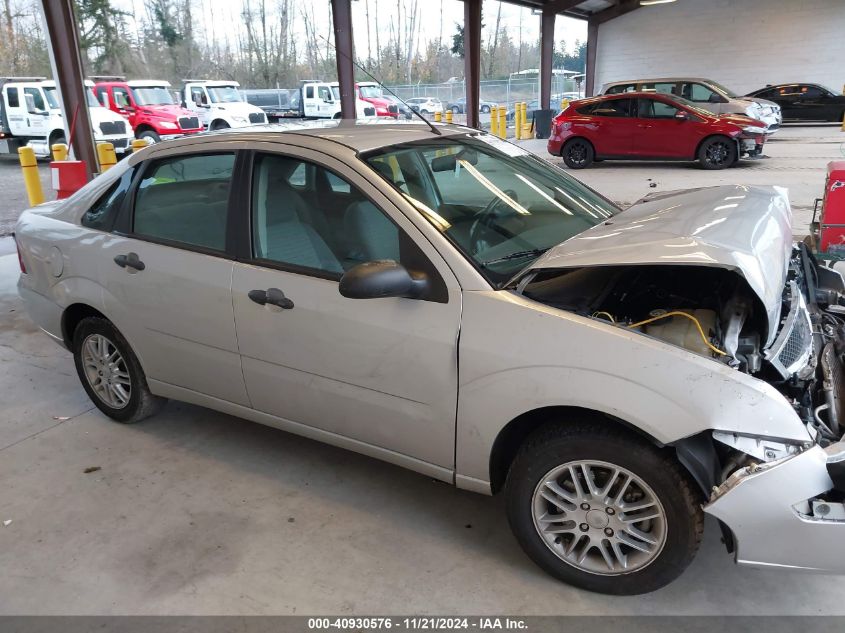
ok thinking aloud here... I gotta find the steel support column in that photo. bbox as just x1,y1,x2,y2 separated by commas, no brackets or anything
463,0,482,129
40,0,97,177
585,19,598,97
540,9,555,110
331,0,356,120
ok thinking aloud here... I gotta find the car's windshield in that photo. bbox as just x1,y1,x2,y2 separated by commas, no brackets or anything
664,95,714,117
707,80,739,99
207,86,242,103
364,135,619,286
359,85,382,99
131,86,174,105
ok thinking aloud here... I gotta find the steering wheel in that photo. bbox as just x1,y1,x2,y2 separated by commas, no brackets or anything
468,189,523,255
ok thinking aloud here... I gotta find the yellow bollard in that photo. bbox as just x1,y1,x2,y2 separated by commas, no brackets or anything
18,146,45,206
514,103,522,140
445,109,453,124
131,138,149,153
97,142,117,172
499,107,507,139
522,102,529,137
434,111,442,123
560,98,570,112
51,143,68,161
490,105,499,136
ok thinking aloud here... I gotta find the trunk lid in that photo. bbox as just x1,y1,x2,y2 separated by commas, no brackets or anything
524,185,793,346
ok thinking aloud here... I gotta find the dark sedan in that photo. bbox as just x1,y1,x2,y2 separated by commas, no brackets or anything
746,83,845,123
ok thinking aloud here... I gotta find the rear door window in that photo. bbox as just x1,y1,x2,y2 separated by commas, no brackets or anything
133,153,235,251
578,99,633,117
6,87,19,107
642,82,678,96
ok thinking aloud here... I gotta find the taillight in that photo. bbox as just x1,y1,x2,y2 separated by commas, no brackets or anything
13,235,27,274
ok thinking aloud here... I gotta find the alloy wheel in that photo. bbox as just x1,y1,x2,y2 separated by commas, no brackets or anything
531,460,667,576
705,141,731,166
81,333,132,409
567,142,588,167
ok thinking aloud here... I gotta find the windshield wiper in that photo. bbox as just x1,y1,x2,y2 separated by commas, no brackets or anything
480,248,549,268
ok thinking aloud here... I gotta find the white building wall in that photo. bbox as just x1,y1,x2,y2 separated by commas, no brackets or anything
594,0,845,96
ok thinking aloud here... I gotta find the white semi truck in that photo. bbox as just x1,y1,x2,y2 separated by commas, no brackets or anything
180,80,269,130
242,81,377,121
0,77,133,157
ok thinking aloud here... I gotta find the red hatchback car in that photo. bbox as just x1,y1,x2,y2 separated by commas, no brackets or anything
548,92,768,170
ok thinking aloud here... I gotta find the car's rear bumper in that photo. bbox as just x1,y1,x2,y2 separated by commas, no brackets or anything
705,441,845,572
17,279,66,349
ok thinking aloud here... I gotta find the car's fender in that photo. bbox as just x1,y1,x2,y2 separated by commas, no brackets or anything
455,290,811,493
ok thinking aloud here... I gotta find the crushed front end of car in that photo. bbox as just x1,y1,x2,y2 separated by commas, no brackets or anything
512,184,845,573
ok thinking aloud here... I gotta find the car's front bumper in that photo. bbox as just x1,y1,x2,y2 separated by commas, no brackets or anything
706,441,845,572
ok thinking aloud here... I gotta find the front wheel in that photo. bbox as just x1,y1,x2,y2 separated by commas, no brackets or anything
72,317,165,424
561,138,594,169
137,130,160,144
452,106,460,114
698,136,736,170
210,120,230,131
505,423,703,595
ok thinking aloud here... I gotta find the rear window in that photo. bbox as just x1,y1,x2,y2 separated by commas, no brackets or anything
577,99,633,117
82,167,135,231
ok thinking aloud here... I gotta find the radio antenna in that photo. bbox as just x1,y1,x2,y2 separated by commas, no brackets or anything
319,35,441,135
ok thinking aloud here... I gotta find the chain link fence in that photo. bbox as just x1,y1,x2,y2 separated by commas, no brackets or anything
386,76,580,109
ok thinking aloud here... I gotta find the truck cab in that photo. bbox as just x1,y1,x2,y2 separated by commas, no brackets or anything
242,81,377,121
355,81,399,118
93,79,204,144
181,80,267,130
1,77,133,157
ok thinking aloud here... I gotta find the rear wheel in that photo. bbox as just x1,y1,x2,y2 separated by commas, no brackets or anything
72,317,165,424
137,129,161,144
505,423,703,595
452,106,461,114
561,138,594,169
698,136,736,170
481,105,491,113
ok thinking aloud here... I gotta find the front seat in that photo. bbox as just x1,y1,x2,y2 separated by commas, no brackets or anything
343,200,401,266
261,179,343,274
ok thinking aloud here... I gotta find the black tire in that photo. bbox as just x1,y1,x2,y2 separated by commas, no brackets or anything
505,422,703,595
561,138,594,169
137,129,161,144
72,317,165,424
421,109,430,115
481,105,491,113
49,132,67,148
210,120,230,131
698,136,736,170
452,106,461,114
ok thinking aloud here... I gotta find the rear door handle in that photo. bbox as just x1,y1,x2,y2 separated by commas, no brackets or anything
114,252,145,271
248,287,294,309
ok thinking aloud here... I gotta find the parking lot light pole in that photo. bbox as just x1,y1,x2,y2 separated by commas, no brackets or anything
40,0,98,178
331,0,356,120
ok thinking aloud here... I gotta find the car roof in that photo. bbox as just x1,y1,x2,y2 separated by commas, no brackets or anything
603,78,717,85
128,120,474,160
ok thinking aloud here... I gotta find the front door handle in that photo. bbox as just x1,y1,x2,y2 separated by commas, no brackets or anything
114,252,145,271
248,287,294,309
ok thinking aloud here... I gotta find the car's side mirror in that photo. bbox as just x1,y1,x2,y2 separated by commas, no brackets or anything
339,260,429,300
708,93,724,104
674,110,689,121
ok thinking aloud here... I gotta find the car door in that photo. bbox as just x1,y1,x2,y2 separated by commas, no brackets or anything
230,147,462,469
99,149,250,406
774,84,803,120
18,86,50,135
583,97,636,156
2,85,30,136
795,85,832,121
633,98,695,158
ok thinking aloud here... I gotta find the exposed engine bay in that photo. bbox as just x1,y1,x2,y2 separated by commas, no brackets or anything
517,245,845,520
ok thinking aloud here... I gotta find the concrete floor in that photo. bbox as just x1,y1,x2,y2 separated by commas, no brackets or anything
2,126,845,615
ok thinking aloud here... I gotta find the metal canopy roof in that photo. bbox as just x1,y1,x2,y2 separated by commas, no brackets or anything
501,0,641,23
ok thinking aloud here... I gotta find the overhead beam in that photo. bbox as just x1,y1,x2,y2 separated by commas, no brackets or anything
331,0,356,119
464,0,482,129
592,0,641,25
543,0,589,14
539,9,555,110
40,0,98,177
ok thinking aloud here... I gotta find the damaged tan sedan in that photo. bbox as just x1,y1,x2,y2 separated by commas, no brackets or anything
14,121,845,594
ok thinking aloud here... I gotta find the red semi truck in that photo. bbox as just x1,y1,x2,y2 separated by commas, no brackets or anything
93,79,204,144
